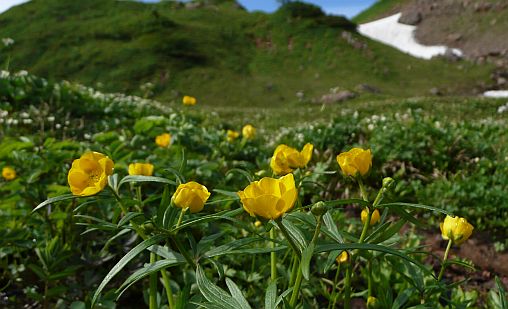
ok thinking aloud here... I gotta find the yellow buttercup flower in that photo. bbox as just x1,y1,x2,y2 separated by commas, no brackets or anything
361,208,380,226
67,151,114,196
337,147,372,177
254,220,262,227
336,251,349,264
128,163,154,176
270,143,313,175
182,95,197,106
226,130,240,142
172,181,211,213
155,133,171,148
2,166,16,181
242,124,256,140
440,215,474,245
238,173,297,220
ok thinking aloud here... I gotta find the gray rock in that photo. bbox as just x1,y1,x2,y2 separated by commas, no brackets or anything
443,48,462,62
355,84,381,94
398,11,422,25
320,91,356,104
430,87,442,96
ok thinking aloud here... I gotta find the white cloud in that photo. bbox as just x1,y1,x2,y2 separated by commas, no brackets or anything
0,0,30,14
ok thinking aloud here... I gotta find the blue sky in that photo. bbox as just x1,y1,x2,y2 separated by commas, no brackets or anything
1,0,376,18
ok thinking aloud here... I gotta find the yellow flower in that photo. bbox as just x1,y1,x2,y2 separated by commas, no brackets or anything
361,208,380,226
270,143,313,175
155,133,171,147
67,151,114,196
182,95,197,106
172,181,211,213
242,124,256,140
336,251,349,264
226,130,240,142
440,215,474,245
2,166,16,181
128,163,154,176
254,220,262,227
237,173,297,220
337,147,372,177
367,296,379,309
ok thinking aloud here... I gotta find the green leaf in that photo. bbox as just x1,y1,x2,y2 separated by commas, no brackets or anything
156,186,171,227
148,245,185,261
32,194,75,213
367,219,407,244
118,175,176,189
265,281,277,309
116,258,185,300
495,276,507,309
392,287,416,309
195,265,239,309
301,242,315,280
171,208,243,233
315,243,433,277
280,218,308,254
205,237,261,258
226,278,252,309
213,189,240,199
379,202,453,215
225,168,254,183
117,212,144,228
91,234,166,307
324,198,369,208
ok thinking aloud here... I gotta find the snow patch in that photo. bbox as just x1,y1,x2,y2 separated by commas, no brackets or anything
358,13,462,60
483,90,508,98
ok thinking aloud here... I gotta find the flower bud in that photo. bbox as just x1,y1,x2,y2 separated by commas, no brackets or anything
336,251,349,264
311,201,327,216
367,296,379,309
382,177,394,189
361,208,380,226
254,220,262,227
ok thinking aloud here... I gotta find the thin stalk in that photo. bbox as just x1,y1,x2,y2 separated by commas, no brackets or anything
161,269,175,309
270,227,277,282
109,185,147,239
289,214,323,307
367,260,372,297
176,207,187,229
289,263,303,307
329,264,341,309
149,252,157,309
358,208,373,244
437,239,453,281
357,177,370,203
136,185,143,212
171,235,196,269
344,262,352,309
289,255,298,287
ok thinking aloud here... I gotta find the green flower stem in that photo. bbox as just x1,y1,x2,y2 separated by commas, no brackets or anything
171,235,196,269
344,262,352,309
437,239,453,281
161,269,175,309
289,262,303,307
275,219,300,258
357,177,370,203
289,255,298,287
270,227,277,282
359,209,373,244
367,260,373,297
175,207,187,229
109,185,147,239
136,185,143,212
289,214,323,307
329,263,341,309
149,252,157,309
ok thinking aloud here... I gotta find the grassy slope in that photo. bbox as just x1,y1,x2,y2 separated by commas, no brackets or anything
0,0,492,108
353,0,408,23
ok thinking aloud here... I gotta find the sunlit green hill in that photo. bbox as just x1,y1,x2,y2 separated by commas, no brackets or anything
0,0,493,106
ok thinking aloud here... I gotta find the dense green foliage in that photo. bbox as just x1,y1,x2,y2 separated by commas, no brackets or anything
1,71,507,308
0,0,492,108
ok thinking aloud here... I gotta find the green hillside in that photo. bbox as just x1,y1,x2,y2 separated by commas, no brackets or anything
0,0,493,106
